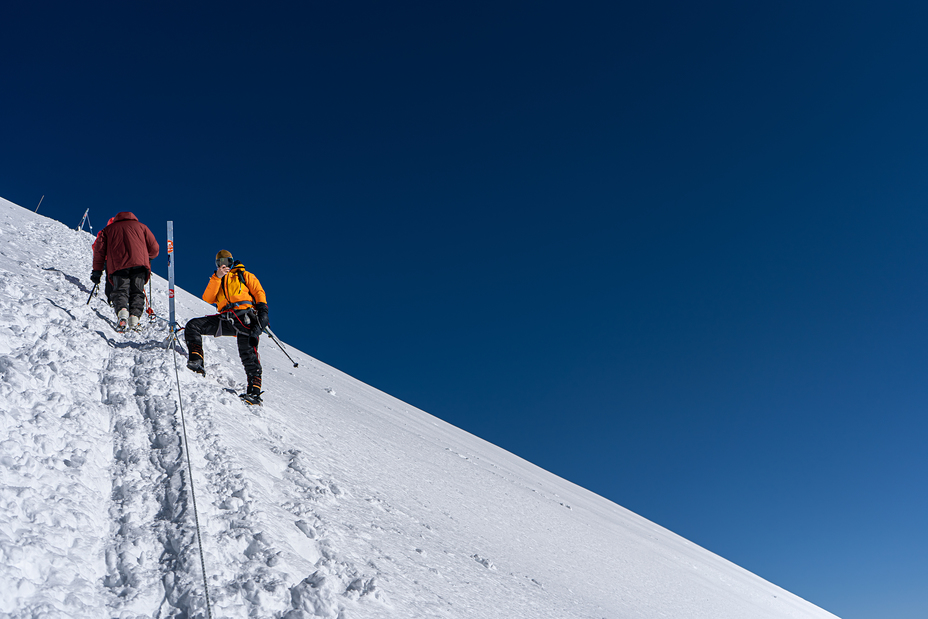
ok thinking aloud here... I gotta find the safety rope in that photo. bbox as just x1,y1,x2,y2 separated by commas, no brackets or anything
167,331,214,619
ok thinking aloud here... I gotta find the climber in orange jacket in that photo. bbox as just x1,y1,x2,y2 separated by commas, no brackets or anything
185,250,269,405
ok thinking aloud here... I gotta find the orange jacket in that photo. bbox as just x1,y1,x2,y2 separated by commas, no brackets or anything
202,262,267,313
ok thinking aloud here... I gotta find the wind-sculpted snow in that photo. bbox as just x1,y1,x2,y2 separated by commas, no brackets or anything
0,197,839,618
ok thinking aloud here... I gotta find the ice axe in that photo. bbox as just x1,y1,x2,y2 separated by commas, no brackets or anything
86,283,98,305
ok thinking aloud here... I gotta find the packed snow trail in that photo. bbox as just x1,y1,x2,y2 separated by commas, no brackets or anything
0,215,204,617
1,197,840,619
0,211,338,618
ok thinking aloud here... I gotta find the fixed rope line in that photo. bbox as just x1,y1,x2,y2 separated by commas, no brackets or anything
167,331,214,619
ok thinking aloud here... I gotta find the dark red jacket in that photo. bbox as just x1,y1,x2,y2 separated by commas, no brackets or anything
92,212,159,275
91,217,116,257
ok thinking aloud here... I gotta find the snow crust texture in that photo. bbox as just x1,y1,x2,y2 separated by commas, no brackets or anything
0,197,840,618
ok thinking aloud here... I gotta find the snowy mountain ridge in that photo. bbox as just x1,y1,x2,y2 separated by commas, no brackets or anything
0,196,838,618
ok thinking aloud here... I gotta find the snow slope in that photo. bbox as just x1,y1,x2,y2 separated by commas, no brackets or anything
0,196,839,618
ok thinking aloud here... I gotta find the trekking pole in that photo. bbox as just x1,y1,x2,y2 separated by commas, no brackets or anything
86,283,98,305
146,277,156,322
264,326,298,367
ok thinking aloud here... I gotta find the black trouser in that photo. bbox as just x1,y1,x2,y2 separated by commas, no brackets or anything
184,311,262,378
101,262,114,305
104,274,114,305
110,266,149,317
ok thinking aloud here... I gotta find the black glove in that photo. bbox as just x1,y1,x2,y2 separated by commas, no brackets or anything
90,271,102,284
255,302,269,331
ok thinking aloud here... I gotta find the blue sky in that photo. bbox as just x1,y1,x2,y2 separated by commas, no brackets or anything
3,2,927,617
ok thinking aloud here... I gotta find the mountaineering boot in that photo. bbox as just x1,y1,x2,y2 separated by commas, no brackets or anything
128,315,140,330
186,354,205,375
240,375,263,405
115,308,129,332
186,345,205,375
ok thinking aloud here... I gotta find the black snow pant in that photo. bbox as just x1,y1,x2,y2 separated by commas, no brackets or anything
100,261,114,306
104,274,114,306
110,266,149,317
184,311,262,379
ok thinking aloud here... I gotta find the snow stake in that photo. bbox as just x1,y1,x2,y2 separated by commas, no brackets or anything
167,221,176,332
77,208,92,234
